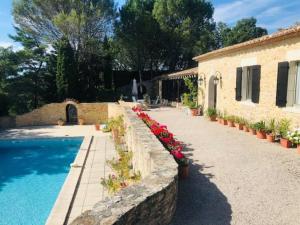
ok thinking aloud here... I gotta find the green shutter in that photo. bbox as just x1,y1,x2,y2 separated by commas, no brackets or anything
236,67,242,101
276,62,289,107
251,65,261,103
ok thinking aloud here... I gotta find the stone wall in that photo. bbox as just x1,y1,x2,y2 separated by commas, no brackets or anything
0,116,15,129
70,107,178,225
197,35,300,127
0,101,124,128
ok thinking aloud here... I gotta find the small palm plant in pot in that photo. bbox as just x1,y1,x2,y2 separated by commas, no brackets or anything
254,121,267,139
277,119,292,148
216,110,223,124
205,108,217,121
226,115,235,127
265,119,276,142
222,114,228,125
234,117,244,130
249,122,257,135
287,129,300,154
243,120,250,132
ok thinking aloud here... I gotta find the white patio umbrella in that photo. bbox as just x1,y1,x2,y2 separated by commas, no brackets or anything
132,78,138,96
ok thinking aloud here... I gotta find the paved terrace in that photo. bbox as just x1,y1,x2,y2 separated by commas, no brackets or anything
148,108,300,225
0,125,116,225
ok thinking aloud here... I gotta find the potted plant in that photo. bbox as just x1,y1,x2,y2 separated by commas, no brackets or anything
227,116,235,127
205,108,217,121
95,121,101,131
249,123,257,135
78,117,84,125
189,102,199,116
277,119,292,148
287,130,300,152
253,121,267,139
243,120,250,132
177,158,189,179
57,118,64,126
222,115,228,125
217,110,225,124
287,130,300,154
183,78,199,116
266,119,276,142
234,117,244,130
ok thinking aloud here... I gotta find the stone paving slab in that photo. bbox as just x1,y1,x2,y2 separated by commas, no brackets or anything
148,107,300,225
67,135,116,223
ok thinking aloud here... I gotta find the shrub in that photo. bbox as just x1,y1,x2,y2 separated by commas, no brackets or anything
205,108,217,117
277,119,291,138
287,129,300,145
266,118,276,135
253,121,266,132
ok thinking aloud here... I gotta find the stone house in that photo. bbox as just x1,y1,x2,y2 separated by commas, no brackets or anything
156,26,300,127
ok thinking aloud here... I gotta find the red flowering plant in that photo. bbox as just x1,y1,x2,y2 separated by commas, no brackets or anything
133,107,188,166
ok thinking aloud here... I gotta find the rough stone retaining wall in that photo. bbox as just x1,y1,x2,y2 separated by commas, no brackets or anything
70,107,178,225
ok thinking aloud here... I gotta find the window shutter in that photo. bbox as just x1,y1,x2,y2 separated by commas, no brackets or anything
276,62,289,107
236,67,242,101
286,62,297,107
251,65,261,103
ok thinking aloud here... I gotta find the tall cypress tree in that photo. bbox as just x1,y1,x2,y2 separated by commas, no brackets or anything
56,37,76,100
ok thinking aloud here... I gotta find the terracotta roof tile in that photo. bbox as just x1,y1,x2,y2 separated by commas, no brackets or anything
193,25,300,62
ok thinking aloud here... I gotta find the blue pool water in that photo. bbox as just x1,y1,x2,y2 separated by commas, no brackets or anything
0,137,83,225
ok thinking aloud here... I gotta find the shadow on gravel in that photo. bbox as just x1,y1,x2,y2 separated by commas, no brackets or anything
170,161,232,225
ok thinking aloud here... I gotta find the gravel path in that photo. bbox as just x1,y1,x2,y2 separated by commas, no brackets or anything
147,107,300,225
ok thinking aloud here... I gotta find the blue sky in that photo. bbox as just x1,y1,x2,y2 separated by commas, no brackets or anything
1,0,300,49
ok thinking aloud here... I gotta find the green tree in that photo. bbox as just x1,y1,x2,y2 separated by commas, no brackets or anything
114,0,164,78
9,27,49,113
217,18,268,47
13,0,116,101
56,37,77,100
0,47,20,116
153,0,215,70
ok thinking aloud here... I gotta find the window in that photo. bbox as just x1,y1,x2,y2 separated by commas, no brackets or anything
242,67,252,101
236,65,261,103
295,62,300,105
276,61,300,107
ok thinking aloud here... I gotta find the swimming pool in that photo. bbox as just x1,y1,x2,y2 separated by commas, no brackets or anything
0,137,83,225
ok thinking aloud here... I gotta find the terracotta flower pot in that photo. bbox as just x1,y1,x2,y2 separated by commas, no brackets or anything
243,125,249,132
249,128,256,135
178,165,189,179
266,134,275,142
235,123,243,130
222,119,228,126
57,120,64,126
217,118,222,124
280,138,292,148
297,145,300,154
190,108,198,116
95,124,100,131
256,131,266,139
209,116,217,121
78,118,84,125
228,121,235,127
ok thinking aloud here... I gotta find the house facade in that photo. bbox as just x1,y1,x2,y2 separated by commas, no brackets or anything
192,26,300,126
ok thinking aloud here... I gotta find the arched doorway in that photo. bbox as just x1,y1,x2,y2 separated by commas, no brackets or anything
66,104,78,124
208,76,217,108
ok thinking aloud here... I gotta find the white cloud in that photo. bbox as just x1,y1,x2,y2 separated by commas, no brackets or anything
214,0,276,23
214,0,300,32
0,41,23,51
